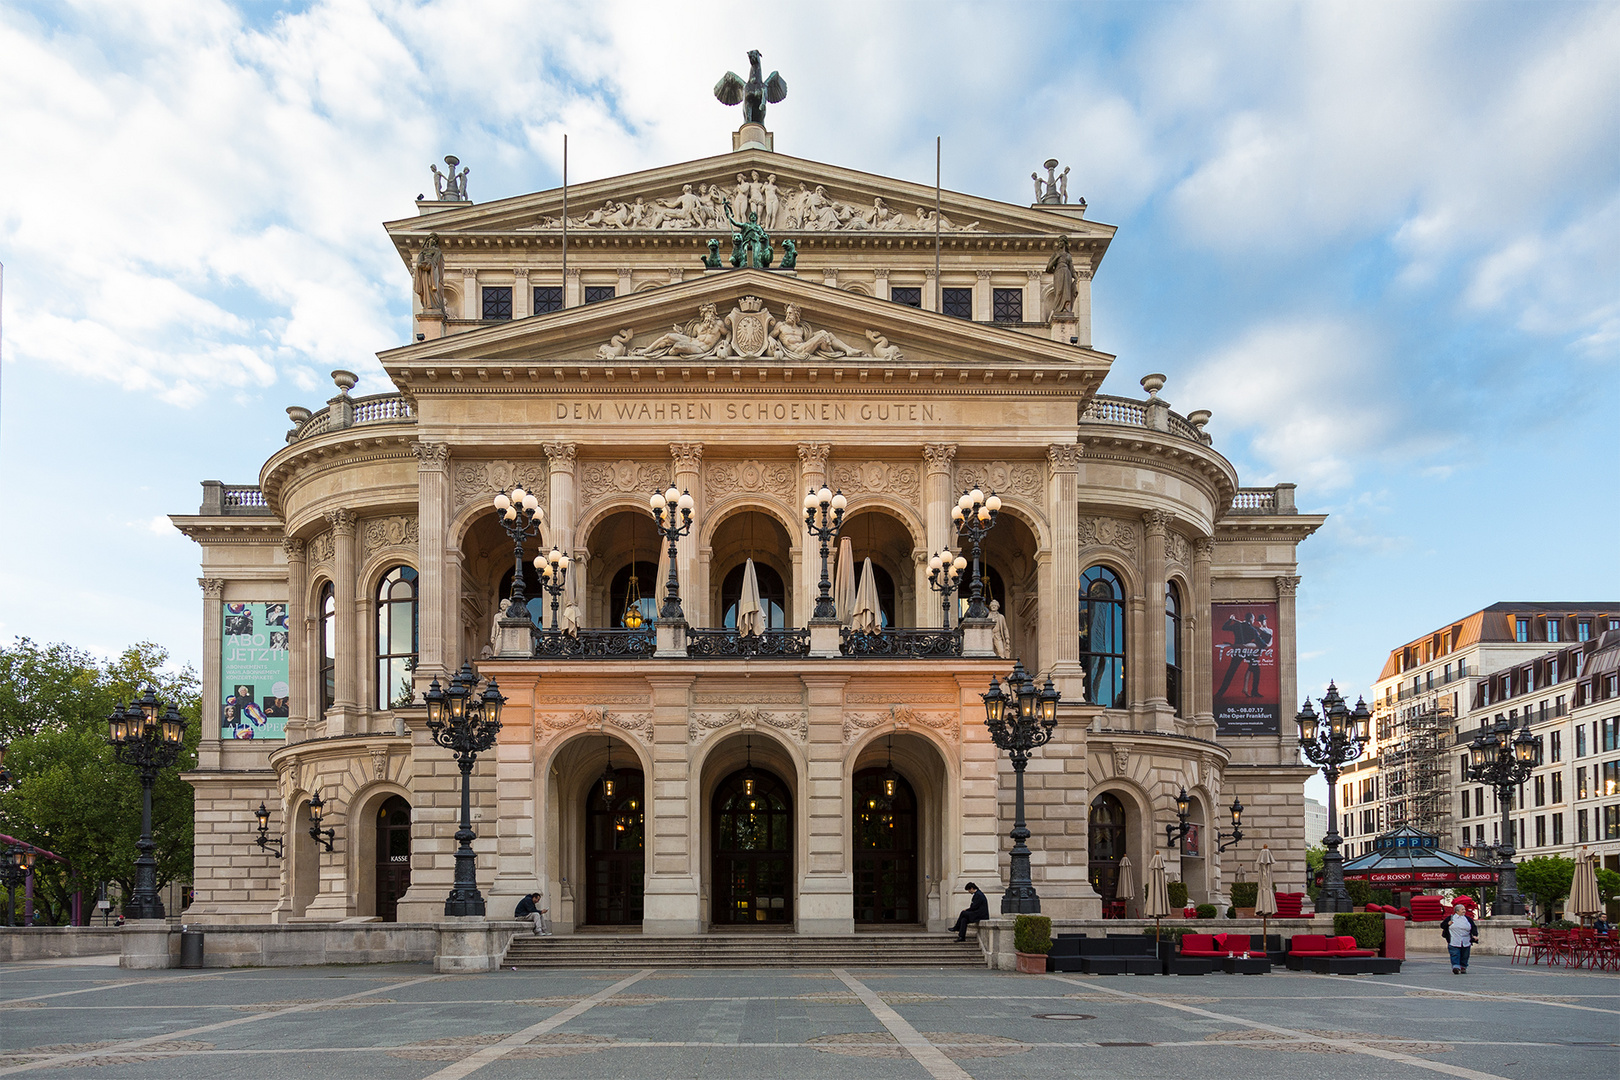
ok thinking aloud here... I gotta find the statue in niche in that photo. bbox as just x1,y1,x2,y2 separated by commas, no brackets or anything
412,233,445,312
1045,236,1077,316
989,599,1011,659
769,304,864,359
724,199,773,268
596,329,634,359
430,155,469,201
634,302,729,358
713,49,787,125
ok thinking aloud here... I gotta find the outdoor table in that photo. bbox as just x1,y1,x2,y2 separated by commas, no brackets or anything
1222,955,1271,974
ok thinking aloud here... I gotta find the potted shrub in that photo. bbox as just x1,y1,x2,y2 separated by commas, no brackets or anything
1194,903,1218,919
1168,880,1189,916
1345,879,1372,912
1014,914,1053,974
1231,881,1259,918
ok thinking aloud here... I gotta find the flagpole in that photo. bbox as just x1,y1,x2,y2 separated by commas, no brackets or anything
561,134,569,308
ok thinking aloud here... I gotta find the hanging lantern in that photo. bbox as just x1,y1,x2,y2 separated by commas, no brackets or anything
600,738,617,806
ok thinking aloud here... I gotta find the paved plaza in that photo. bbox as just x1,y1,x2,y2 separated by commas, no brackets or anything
0,955,1615,1079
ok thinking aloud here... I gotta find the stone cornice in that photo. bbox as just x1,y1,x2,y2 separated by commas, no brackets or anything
1214,514,1327,542
1074,431,1240,518
171,516,285,545
260,430,419,522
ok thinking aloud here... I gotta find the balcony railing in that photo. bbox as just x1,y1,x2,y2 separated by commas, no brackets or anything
199,480,275,516
840,627,964,658
290,393,415,442
1227,484,1298,515
533,628,656,659
686,628,811,658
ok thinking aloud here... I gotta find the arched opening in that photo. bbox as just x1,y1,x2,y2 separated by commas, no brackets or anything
840,508,915,626
376,567,418,710
712,765,793,926
719,562,787,629
318,584,336,714
1165,581,1184,716
374,795,411,921
290,798,319,918
852,766,918,923
584,509,666,629
974,509,1040,665
1088,792,1128,912
608,562,658,628
1080,565,1127,709
707,509,795,629
584,766,645,925
1180,794,1208,904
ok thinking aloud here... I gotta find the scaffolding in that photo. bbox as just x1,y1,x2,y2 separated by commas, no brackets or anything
1376,695,1454,845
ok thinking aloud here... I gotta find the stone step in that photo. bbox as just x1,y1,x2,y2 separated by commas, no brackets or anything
502,933,985,968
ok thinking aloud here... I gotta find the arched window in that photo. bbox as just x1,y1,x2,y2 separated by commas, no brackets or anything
720,562,787,630
319,583,336,713
610,561,659,628
1079,565,1126,708
1088,792,1128,908
376,566,419,710
498,565,548,628
1165,581,1183,717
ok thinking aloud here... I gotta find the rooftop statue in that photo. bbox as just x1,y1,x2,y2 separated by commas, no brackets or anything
430,155,469,201
724,198,773,269
714,49,787,125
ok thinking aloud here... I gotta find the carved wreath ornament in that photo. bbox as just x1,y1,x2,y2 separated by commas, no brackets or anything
688,706,808,744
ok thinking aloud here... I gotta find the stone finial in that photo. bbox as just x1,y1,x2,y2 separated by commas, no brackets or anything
430,155,469,201
1140,373,1166,400
287,406,312,425
331,370,358,396
1033,159,1071,205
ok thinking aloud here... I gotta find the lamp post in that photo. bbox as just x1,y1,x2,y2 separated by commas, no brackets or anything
1,848,25,926
307,791,335,852
106,688,188,921
424,661,505,917
926,547,967,629
533,545,571,630
1466,714,1541,916
492,487,545,620
981,659,1060,913
803,486,847,620
649,486,695,621
951,487,1000,620
1214,796,1245,853
1295,682,1370,914
1163,787,1193,850
252,802,283,858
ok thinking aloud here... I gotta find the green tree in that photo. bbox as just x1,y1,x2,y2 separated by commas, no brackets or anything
1514,855,1576,918
1596,867,1620,903
0,638,199,924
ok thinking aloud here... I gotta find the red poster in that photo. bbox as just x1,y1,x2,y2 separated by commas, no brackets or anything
1212,602,1280,736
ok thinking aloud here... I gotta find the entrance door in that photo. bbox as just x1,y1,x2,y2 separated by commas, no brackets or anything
1088,792,1126,909
853,768,918,923
375,795,411,922
712,768,792,925
585,770,645,925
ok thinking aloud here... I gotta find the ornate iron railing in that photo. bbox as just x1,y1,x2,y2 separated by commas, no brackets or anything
839,627,963,658
686,628,811,657
533,628,656,659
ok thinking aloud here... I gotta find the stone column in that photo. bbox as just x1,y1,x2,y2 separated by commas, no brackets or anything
667,266,684,285
461,269,479,321
644,674,699,934
796,443,830,627
872,269,890,302
1024,269,1042,324
973,269,992,322
564,267,581,309
822,268,838,289
1192,539,1216,738
1045,446,1083,700
326,508,360,735
544,442,578,558
1276,574,1302,755
198,578,225,768
1142,512,1175,733
669,443,703,625
800,674,853,933
922,443,957,628
1074,268,1093,347
283,540,309,744
513,267,530,319
616,267,632,297
924,269,938,314
411,442,452,687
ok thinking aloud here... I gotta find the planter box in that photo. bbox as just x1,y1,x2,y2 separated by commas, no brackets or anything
1236,907,1256,918
1016,951,1049,974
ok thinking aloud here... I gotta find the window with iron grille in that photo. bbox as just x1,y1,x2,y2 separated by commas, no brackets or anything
941,287,973,319
992,288,1022,322
891,286,922,308
481,286,513,320
584,285,616,305
533,286,563,314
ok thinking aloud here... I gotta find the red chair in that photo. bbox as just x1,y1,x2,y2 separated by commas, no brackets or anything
1511,927,1535,965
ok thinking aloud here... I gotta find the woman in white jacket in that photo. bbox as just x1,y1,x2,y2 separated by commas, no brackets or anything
1442,907,1478,974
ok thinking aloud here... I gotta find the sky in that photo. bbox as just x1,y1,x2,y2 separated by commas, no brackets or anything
1,0,1617,748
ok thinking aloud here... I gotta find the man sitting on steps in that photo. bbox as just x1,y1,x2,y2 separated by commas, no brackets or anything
949,882,989,942
514,892,550,936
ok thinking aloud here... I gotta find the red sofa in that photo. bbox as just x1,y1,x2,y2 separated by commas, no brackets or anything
1286,933,1400,973
1288,934,1377,958
1180,933,1266,958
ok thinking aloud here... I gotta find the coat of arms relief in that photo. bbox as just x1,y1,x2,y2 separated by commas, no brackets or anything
598,297,902,363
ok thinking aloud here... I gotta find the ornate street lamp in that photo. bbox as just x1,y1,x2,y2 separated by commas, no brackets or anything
1466,713,1541,916
533,545,571,630
492,487,545,620
1163,787,1193,850
106,688,188,921
1214,796,1245,853
951,487,1001,620
424,661,505,917
1296,682,1370,914
650,486,695,621
307,791,335,852
926,547,968,629
981,659,1060,913
252,802,283,858
803,486,847,620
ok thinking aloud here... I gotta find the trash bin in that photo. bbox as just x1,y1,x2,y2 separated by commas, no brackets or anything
179,930,205,969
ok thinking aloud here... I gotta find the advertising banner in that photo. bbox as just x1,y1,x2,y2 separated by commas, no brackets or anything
1212,601,1280,736
221,602,290,740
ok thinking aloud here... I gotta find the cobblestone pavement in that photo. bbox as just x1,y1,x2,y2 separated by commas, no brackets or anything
1,954,1615,1079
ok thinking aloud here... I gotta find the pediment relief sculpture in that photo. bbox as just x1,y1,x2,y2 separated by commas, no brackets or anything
624,297,892,362
842,705,958,745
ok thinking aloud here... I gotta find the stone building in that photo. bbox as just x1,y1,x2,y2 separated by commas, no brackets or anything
173,120,1321,933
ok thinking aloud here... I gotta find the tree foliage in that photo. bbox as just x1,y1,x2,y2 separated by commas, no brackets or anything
0,638,199,924
1514,855,1576,914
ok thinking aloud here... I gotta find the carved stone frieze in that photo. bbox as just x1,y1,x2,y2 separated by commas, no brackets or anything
610,299,889,363
830,461,920,505
693,692,805,706
1165,531,1190,568
842,704,958,744
1078,515,1137,554
705,459,796,503
955,460,1043,500
453,461,548,514
363,515,419,556
688,706,808,744
580,460,671,507
537,705,653,744
307,531,335,566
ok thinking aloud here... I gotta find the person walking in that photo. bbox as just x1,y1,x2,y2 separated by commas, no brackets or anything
949,882,989,942
1441,904,1478,974
514,892,550,936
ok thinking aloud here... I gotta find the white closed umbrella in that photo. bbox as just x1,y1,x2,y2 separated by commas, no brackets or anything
1255,844,1279,949
737,558,763,636
834,537,855,625
1116,854,1136,918
1570,848,1602,925
1143,851,1172,943
851,557,882,633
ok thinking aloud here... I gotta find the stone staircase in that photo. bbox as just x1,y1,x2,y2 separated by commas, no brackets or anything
503,932,986,969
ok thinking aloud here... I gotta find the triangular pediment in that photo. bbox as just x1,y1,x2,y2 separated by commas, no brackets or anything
384,148,1113,257
379,270,1112,391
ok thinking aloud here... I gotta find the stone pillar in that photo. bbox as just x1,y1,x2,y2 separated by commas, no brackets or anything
668,266,684,285
669,443,703,626
461,269,478,321
198,578,225,768
1142,512,1175,733
1276,574,1302,755
1192,539,1216,738
973,269,992,322
564,267,581,309
1045,446,1083,701
924,269,938,314
412,442,452,688
1025,269,1042,324
1074,268,1093,347
822,268,838,289
283,541,309,744
512,267,530,319
796,443,830,627
801,674,853,933
922,443,957,628
326,508,360,735
644,674,699,934
544,442,578,558
872,269,890,302
616,267,632,297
